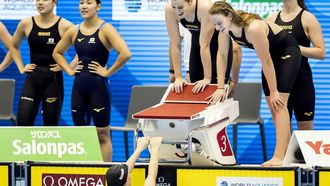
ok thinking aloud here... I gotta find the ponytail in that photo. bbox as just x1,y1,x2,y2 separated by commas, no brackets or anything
297,0,308,10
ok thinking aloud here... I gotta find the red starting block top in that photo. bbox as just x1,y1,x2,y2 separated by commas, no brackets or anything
133,103,208,119
164,85,217,103
133,84,217,120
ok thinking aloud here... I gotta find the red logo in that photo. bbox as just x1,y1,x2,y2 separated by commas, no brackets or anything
305,141,330,155
42,174,105,186
216,128,233,156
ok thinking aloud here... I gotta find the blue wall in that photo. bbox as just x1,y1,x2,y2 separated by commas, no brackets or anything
0,0,329,163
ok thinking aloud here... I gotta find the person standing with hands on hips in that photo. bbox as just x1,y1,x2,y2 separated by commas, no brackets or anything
53,0,131,162
10,0,73,126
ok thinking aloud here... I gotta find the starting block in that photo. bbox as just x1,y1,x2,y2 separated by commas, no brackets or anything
133,84,239,166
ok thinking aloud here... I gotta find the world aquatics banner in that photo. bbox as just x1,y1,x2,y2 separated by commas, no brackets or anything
0,0,56,20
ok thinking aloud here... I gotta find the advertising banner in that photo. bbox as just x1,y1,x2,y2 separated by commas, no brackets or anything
315,167,330,186
0,0,56,20
177,168,297,186
319,171,330,186
112,0,168,20
0,127,102,162
284,131,330,167
112,0,282,20
228,0,282,18
28,163,145,186
0,163,10,186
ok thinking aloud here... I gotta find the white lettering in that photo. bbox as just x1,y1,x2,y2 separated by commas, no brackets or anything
12,140,86,158
230,0,283,18
30,130,62,139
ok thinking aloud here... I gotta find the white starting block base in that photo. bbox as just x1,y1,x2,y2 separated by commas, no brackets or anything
141,118,236,165
133,84,239,166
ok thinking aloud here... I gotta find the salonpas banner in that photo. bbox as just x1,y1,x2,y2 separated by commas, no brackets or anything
112,0,282,20
0,127,102,162
228,0,283,18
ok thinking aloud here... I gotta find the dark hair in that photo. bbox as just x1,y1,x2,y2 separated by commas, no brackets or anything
297,0,308,10
106,164,128,186
209,1,261,27
96,0,101,4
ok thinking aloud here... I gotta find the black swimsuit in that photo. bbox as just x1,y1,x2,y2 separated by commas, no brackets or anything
71,22,111,127
17,17,64,126
229,23,301,96
275,10,315,121
180,0,233,83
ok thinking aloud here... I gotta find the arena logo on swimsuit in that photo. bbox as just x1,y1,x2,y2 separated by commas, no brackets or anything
186,24,199,31
38,32,51,37
227,0,283,18
280,25,293,30
280,25,293,33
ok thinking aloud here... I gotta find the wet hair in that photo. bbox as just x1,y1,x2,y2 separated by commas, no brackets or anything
297,0,308,10
106,164,128,186
209,1,261,27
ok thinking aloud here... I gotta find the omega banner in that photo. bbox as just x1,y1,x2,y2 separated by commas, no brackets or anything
112,0,282,20
28,162,146,186
0,126,102,162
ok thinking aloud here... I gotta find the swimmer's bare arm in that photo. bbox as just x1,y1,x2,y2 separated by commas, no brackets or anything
206,32,230,105
99,23,131,77
125,137,150,173
228,42,242,97
0,22,13,72
144,137,162,186
194,3,214,93
11,18,32,74
53,25,77,76
301,12,326,59
165,3,185,93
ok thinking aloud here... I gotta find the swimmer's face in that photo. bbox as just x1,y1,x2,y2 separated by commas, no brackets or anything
211,13,233,33
36,0,56,15
171,0,189,19
79,0,100,19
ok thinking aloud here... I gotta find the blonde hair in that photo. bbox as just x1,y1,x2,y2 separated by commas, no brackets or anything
209,1,261,27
